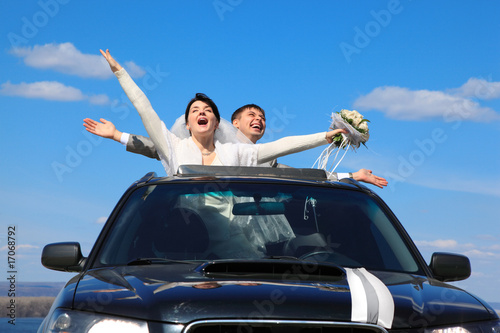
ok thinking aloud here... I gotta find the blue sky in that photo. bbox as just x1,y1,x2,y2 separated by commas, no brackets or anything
1,1,499,303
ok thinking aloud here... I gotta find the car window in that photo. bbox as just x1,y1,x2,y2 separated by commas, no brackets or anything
94,183,422,274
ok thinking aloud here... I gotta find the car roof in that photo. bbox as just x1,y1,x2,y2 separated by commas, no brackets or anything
129,165,373,194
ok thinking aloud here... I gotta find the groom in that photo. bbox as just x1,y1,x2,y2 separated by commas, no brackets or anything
83,104,387,188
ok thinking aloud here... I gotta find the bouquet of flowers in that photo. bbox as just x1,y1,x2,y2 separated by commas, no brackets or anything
313,109,370,172
331,109,370,148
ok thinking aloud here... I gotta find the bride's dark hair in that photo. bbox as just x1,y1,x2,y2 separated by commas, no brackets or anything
184,93,220,123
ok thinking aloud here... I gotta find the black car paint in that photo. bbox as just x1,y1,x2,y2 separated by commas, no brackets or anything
40,170,499,332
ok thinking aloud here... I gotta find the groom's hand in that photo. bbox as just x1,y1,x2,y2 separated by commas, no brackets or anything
83,118,123,142
353,169,388,188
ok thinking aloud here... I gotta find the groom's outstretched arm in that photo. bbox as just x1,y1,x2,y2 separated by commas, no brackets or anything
126,134,160,160
352,169,388,188
83,117,159,160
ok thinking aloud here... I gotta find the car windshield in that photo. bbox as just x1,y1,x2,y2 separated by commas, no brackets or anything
95,182,422,274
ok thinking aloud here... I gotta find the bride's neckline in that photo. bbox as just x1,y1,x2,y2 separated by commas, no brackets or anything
201,150,215,156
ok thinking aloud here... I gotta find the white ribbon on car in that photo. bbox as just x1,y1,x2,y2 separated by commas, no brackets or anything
345,267,394,329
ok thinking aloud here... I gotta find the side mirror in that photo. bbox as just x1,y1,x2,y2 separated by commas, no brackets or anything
41,242,86,272
429,252,471,282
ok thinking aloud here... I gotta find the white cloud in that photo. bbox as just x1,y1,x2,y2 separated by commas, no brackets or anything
470,271,486,278
0,244,39,252
475,234,498,241
88,94,111,105
415,239,459,249
96,216,108,224
415,239,477,252
124,61,147,78
449,78,500,100
10,42,145,79
463,249,499,259
1,81,111,105
353,84,500,122
1,80,84,101
488,244,500,251
415,239,500,260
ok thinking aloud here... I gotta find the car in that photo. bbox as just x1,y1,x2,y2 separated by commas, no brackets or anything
38,165,499,333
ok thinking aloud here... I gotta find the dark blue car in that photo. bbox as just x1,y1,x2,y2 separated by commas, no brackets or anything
38,166,499,333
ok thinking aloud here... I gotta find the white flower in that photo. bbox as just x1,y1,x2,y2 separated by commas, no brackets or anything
340,109,368,131
358,120,369,132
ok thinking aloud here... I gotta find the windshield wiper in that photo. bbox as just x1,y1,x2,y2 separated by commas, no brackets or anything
127,258,197,266
263,255,300,261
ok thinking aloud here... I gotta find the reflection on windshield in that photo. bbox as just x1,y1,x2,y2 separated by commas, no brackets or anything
96,183,421,274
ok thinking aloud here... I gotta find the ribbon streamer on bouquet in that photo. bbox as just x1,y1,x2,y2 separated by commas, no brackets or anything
312,113,369,173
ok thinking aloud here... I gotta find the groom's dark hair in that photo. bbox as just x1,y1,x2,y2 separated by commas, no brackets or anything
231,104,266,122
185,93,220,123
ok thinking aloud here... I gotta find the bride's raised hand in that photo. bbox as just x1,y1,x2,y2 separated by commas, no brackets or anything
325,128,347,144
100,49,123,73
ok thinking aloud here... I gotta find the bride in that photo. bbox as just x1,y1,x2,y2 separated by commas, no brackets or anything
101,49,347,175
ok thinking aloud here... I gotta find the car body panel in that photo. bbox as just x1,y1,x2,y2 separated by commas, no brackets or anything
69,264,495,329
39,168,499,333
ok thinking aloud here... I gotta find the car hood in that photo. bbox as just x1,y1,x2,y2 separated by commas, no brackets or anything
73,261,496,329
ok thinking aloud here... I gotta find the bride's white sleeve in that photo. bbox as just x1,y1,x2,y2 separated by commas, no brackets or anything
114,68,170,160
256,132,328,164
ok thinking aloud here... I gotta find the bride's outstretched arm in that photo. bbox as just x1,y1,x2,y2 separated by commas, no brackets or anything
100,49,170,161
256,129,347,164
